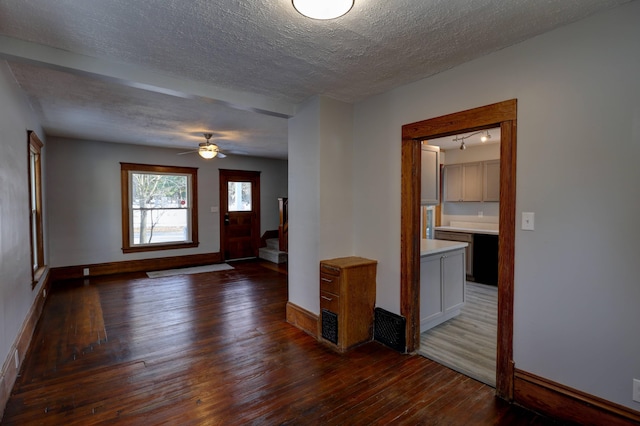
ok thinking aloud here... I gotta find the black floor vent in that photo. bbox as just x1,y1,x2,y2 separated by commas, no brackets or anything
321,309,338,344
374,308,406,353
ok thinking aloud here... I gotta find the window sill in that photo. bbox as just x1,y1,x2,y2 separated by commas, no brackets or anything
122,241,199,254
32,266,47,289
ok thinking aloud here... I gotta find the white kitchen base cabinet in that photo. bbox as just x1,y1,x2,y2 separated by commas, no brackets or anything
420,247,466,333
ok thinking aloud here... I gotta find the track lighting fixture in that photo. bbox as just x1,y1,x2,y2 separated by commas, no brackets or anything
453,130,493,150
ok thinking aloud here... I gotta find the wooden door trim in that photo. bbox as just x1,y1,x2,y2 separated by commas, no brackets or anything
400,99,517,400
219,169,261,260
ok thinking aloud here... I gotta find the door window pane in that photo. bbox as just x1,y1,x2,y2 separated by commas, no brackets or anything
228,181,252,211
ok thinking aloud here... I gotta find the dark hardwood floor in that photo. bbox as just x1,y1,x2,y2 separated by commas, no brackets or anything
2,260,563,425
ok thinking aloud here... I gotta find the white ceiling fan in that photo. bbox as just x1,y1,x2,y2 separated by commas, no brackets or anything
178,133,227,159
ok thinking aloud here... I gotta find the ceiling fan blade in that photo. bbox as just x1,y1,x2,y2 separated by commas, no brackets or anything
177,150,197,155
217,152,227,158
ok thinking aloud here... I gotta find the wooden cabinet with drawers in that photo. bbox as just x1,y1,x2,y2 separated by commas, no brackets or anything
319,256,377,352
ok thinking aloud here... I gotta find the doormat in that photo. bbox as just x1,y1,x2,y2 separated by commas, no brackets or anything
146,263,234,278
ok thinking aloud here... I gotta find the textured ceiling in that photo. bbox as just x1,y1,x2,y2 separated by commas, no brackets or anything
0,0,633,159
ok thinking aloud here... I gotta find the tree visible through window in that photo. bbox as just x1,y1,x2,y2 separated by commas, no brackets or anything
132,173,188,244
228,181,252,211
121,163,199,253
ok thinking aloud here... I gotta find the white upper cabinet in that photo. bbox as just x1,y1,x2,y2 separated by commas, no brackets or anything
444,160,499,202
444,164,463,202
483,160,500,202
462,162,483,201
421,144,440,205
445,162,482,202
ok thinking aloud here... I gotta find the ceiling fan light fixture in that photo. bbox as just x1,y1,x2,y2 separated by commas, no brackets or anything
292,0,354,20
197,132,218,159
198,145,218,160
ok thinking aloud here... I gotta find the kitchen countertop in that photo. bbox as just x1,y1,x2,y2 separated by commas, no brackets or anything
420,239,468,257
435,226,499,236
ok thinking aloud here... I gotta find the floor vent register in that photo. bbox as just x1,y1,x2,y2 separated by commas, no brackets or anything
374,307,406,353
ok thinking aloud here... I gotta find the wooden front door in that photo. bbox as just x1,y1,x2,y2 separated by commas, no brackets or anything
219,169,261,260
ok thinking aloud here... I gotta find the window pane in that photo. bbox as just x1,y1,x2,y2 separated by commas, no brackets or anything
130,172,190,245
30,154,37,206
131,173,188,209
132,208,189,245
30,153,38,269
32,209,38,269
228,181,252,211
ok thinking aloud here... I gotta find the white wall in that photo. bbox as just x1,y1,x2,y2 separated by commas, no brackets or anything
0,61,47,376
348,2,640,410
288,97,321,313
46,137,287,267
288,96,354,314
319,98,354,260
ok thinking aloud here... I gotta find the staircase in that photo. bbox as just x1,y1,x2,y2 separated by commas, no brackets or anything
259,238,288,264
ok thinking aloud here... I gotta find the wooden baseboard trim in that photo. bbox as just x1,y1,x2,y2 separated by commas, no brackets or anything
1,268,52,418
50,252,223,281
286,302,318,339
514,369,640,426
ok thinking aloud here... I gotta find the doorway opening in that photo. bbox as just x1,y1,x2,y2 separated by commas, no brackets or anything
219,169,261,261
401,99,517,400
418,129,500,387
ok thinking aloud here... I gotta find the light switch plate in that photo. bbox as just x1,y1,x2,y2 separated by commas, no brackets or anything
522,212,535,231
633,378,640,402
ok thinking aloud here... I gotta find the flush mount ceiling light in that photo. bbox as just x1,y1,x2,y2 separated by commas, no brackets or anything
292,0,354,20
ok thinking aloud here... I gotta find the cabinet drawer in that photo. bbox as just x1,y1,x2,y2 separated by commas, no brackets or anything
320,263,341,276
320,273,341,294
320,291,340,313
434,230,473,242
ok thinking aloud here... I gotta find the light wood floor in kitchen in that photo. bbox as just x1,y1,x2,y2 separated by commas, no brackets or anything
418,282,498,387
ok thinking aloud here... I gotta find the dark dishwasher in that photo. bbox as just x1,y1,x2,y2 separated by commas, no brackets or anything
473,233,499,286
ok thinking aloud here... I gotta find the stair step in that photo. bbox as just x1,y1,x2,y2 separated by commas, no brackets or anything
266,238,280,249
259,246,287,264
